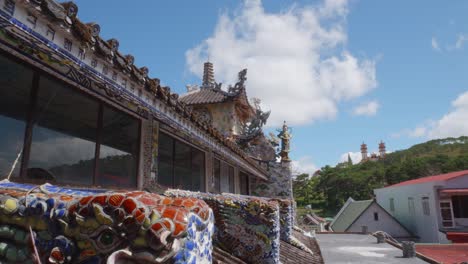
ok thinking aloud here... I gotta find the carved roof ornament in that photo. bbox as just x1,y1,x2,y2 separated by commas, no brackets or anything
228,69,247,94
238,98,270,146
278,121,292,162
107,38,119,53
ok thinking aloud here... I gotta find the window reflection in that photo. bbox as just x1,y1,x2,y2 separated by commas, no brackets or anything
0,55,32,178
29,76,98,185
228,165,235,193
213,158,221,192
240,171,249,195
98,106,139,188
158,132,205,191
0,53,141,187
158,133,174,187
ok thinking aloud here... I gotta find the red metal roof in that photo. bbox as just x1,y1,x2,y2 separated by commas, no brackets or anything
384,170,468,188
416,244,468,263
440,189,468,195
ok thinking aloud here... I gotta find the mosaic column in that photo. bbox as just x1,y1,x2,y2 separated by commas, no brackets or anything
150,120,159,185
140,118,154,189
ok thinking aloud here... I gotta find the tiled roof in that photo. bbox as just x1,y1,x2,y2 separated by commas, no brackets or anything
416,244,468,263
385,170,468,188
180,89,229,105
280,231,324,264
331,199,373,232
213,246,247,264
212,230,324,264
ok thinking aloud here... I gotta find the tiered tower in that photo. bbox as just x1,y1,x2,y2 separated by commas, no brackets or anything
379,141,386,158
360,142,368,161
202,61,215,89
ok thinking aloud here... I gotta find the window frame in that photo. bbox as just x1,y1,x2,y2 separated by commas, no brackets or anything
0,51,141,189
422,197,430,216
239,170,250,195
157,130,206,192
389,198,395,212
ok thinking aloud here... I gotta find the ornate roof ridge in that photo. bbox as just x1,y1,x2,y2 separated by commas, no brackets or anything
21,0,266,176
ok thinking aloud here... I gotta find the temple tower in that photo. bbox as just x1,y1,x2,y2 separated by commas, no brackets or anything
379,141,386,158
202,61,215,89
361,142,368,161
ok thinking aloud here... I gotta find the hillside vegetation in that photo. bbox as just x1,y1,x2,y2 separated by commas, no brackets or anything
294,136,468,217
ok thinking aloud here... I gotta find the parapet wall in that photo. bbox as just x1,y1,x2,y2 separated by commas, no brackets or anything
166,190,282,263
251,161,293,199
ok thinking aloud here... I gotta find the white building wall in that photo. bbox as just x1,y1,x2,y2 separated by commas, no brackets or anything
374,182,442,243
348,203,412,238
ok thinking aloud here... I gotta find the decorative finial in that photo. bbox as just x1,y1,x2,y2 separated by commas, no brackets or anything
278,121,291,162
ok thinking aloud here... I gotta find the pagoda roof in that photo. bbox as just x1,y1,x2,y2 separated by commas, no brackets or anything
180,88,230,105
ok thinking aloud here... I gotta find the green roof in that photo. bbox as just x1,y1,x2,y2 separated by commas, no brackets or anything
331,199,373,232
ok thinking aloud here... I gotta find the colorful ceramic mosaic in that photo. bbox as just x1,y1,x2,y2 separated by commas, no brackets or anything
251,161,293,199
0,180,214,263
166,190,281,264
273,199,295,242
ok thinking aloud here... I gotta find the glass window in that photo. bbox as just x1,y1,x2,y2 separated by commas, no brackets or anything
389,198,395,212
97,106,139,188
0,54,140,187
28,76,98,185
158,133,174,187
240,171,249,195
374,212,379,221
157,132,205,191
228,165,235,193
452,196,468,218
0,55,33,179
408,197,415,215
213,158,221,192
191,148,205,192
173,140,191,189
422,197,430,216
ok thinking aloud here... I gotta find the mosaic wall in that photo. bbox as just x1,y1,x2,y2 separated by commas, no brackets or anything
273,199,295,241
149,120,160,188
165,190,281,264
141,119,154,188
0,181,214,264
204,103,237,136
251,161,293,199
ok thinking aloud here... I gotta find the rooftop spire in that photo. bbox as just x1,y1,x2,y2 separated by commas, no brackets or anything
202,61,215,89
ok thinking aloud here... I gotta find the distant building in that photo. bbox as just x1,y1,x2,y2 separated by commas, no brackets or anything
330,198,413,239
301,212,327,232
360,141,386,163
374,170,468,243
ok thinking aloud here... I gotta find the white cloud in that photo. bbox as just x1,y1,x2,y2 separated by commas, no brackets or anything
391,126,428,139
186,0,377,127
339,151,362,164
427,91,468,139
29,136,127,168
352,100,379,116
395,91,468,139
455,34,468,50
292,156,318,176
443,33,468,51
431,37,440,51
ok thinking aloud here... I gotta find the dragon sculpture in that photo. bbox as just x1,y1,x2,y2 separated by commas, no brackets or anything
0,181,214,264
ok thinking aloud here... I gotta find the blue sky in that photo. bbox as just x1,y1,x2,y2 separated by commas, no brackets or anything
71,0,468,174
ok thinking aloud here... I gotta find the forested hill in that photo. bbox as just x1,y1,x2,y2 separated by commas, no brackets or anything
293,136,468,217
